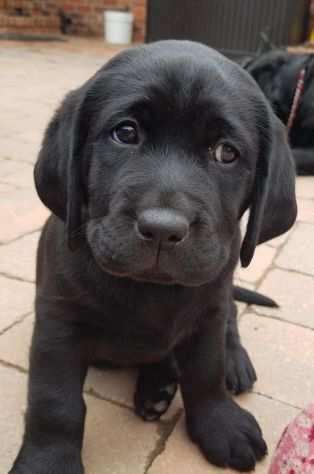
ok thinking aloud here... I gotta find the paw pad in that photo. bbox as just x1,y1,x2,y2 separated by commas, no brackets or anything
135,381,178,421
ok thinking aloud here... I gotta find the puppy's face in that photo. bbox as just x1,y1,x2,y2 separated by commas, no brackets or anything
84,43,263,286
35,41,296,287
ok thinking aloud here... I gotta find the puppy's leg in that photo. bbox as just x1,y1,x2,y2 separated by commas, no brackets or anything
175,310,267,472
9,312,88,474
135,357,178,421
225,300,257,394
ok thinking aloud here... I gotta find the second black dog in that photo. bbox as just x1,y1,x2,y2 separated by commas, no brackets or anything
245,50,314,175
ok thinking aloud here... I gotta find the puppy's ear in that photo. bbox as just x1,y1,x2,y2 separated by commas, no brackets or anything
240,111,297,267
34,88,89,250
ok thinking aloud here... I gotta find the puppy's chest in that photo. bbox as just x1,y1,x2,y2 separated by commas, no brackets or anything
85,307,197,366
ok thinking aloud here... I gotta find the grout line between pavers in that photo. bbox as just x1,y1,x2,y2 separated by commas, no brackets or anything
0,351,301,446
0,355,181,436
0,356,151,415
0,226,43,246
0,180,21,190
237,224,295,291
299,197,314,202
296,217,314,224
0,358,28,375
84,386,184,431
0,358,145,414
144,410,183,474
254,224,298,291
234,277,257,289
0,181,30,191
263,220,314,283
0,271,34,284
273,264,314,279
247,307,314,333
238,305,248,320
0,354,136,413
0,156,34,166
296,218,314,226
83,386,133,412
252,390,302,411
0,311,33,337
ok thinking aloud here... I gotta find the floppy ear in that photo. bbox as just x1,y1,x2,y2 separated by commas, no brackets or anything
240,111,297,267
34,87,90,250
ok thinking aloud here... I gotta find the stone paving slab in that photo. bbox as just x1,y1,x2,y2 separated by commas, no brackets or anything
0,275,34,333
0,159,32,182
86,367,183,423
0,313,33,368
296,198,314,224
0,231,40,282
0,184,48,243
0,137,40,163
295,176,314,200
265,229,292,249
236,244,277,284
241,313,314,408
0,365,27,474
254,268,314,328
82,393,161,474
276,222,314,276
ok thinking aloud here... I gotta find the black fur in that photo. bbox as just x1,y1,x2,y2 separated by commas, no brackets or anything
233,286,278,308
9,41,296,473
245,50,314,175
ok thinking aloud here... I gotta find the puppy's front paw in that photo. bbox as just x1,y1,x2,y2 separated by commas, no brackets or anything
226,344,257,395
186,399,267,472
9,444,84,474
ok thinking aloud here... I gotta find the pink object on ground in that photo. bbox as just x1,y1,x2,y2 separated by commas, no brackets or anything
269,404,314,473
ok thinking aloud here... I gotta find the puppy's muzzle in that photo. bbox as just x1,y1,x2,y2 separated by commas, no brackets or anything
135,208,189,249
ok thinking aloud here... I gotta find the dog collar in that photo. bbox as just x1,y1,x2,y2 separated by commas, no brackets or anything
287,55,312,135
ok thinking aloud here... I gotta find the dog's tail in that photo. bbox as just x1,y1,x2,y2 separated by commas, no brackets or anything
233,285,278,308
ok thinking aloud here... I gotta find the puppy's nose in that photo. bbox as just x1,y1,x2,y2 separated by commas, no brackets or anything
136,208,189,247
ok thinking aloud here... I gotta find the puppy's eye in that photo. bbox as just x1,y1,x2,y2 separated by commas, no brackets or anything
111,122,139,145
210,144,238,164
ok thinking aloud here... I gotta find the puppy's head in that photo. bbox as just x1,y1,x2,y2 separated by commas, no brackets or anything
35,41,296,287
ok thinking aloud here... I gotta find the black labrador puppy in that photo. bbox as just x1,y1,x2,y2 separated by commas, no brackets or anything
244,50,314,175
9,41,297,473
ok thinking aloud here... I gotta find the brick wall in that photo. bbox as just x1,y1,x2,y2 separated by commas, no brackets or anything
0,1,60,35
5,0,56,16
60,0,147,41
0,0,147,41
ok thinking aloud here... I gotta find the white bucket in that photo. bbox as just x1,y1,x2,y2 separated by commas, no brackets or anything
104,10,134,45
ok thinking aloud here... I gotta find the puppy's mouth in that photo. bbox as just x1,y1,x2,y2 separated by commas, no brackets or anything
102,264,177,285
87,223,224,287
132,269,175,285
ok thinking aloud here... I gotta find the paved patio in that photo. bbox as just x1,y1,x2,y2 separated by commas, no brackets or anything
0,38,314,474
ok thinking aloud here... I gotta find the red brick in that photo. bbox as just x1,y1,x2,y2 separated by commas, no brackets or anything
133,5,146,22
2,0,147,40
78,4,92,13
